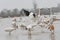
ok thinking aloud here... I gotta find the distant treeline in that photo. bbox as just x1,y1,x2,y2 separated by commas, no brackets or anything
0,8,28,18
0,5,60,18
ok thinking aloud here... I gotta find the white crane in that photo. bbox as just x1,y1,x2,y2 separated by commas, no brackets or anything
4,17,18,35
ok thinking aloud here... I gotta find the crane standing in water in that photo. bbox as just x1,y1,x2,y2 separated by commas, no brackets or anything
36,15,55,33
46,16,56,33
5,17,18,35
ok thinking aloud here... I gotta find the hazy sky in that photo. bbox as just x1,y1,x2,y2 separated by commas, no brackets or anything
0,0,60,11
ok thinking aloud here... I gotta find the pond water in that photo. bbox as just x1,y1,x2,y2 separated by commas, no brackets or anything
0,16,60,40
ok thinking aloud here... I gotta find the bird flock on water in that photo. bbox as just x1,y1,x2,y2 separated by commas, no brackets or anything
4,12,56,35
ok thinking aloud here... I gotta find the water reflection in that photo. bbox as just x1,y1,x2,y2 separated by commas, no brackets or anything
50,32,55,40
28,29,32,40
6,34,12,40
